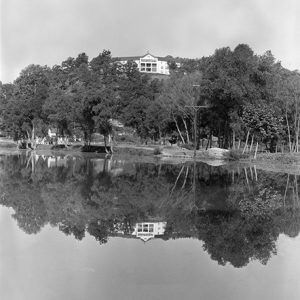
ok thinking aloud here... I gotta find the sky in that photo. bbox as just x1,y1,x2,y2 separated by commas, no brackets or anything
1,0,299,83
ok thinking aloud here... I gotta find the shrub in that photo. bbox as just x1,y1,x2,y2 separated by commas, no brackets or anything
225,149,250,161
51,144,66,150
81,145,111,153
181,143,194,150
258,153,299,164
71,144,82,150
274,154,298,164
116,134,139,144
153,147,162,155
0,141,17,148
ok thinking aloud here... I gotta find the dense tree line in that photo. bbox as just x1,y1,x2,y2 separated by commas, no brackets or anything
1,45,300,151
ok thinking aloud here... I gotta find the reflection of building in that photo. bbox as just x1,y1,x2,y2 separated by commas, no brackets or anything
91,158,124,176
132,222,167,242
91,158,111,174
116,53,174,75
47,156,68,168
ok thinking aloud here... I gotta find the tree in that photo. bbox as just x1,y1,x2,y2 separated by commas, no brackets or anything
0,83,15,135
90,49,119,84
122,96,151,140
2,65,50,145
144,97,172,141
159,72,204,144
43,87,74,137
241,102,284,152
275,71,300,152
118,61,152,115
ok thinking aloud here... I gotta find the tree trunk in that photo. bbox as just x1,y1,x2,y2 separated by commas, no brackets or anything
182,117,190,144
173,116,185,144
283,174,289,209
296,115,300,152
254,142,259,159
232,131,235,149
158,127,162,141
243,130,250,154
295,96,299,153
249,135,254,153
244,167,249,191
196,126,201,150
30,123,36,150
295,175,299,206
109,133,114,153
254,165,258,181
218,122,221,148
206,133,212,150
182,166,189,189
285,108,292,152
104,135,107,148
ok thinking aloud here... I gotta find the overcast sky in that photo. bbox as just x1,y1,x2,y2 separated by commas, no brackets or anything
1,0,299,83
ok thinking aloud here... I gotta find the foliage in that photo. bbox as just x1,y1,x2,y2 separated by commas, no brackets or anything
1,65,50,141
115,133,139,144
256,153,300,164
153,147,162,155
224,149,250,160
181,143,194,150
241,102,284,152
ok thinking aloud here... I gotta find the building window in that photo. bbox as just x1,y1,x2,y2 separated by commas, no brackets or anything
139,62,161,73
138,224,142,232
152,63,157,73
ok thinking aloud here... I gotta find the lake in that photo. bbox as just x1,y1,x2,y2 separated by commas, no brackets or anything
0,153,300,300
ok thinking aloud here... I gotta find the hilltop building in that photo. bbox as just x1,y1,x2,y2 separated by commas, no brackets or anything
115,53,178,75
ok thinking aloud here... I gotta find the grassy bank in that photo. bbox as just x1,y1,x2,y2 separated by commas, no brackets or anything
0,138,17,148
249,152,300,175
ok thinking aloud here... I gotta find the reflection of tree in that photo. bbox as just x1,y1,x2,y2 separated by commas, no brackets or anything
44,184,87,240
11,189,47,235
194,211,277,267
1,154,300,268
0,156,47,234
282,209,300,237
87,220,115,245
59,223,86,240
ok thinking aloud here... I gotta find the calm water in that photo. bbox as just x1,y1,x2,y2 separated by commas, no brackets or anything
0,153,300,300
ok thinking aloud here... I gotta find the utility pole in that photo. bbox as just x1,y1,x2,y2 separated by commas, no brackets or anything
185,84,208,158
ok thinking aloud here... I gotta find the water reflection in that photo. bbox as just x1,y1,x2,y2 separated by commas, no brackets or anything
133,222,167,242
0,153,300,268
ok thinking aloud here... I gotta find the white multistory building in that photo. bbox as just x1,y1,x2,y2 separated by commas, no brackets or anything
116,53,174,75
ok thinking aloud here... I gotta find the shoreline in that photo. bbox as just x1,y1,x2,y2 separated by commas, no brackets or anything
1,140,300,174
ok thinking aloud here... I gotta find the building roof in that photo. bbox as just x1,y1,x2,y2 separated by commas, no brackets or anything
114,53,172,62
115,56,141,61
